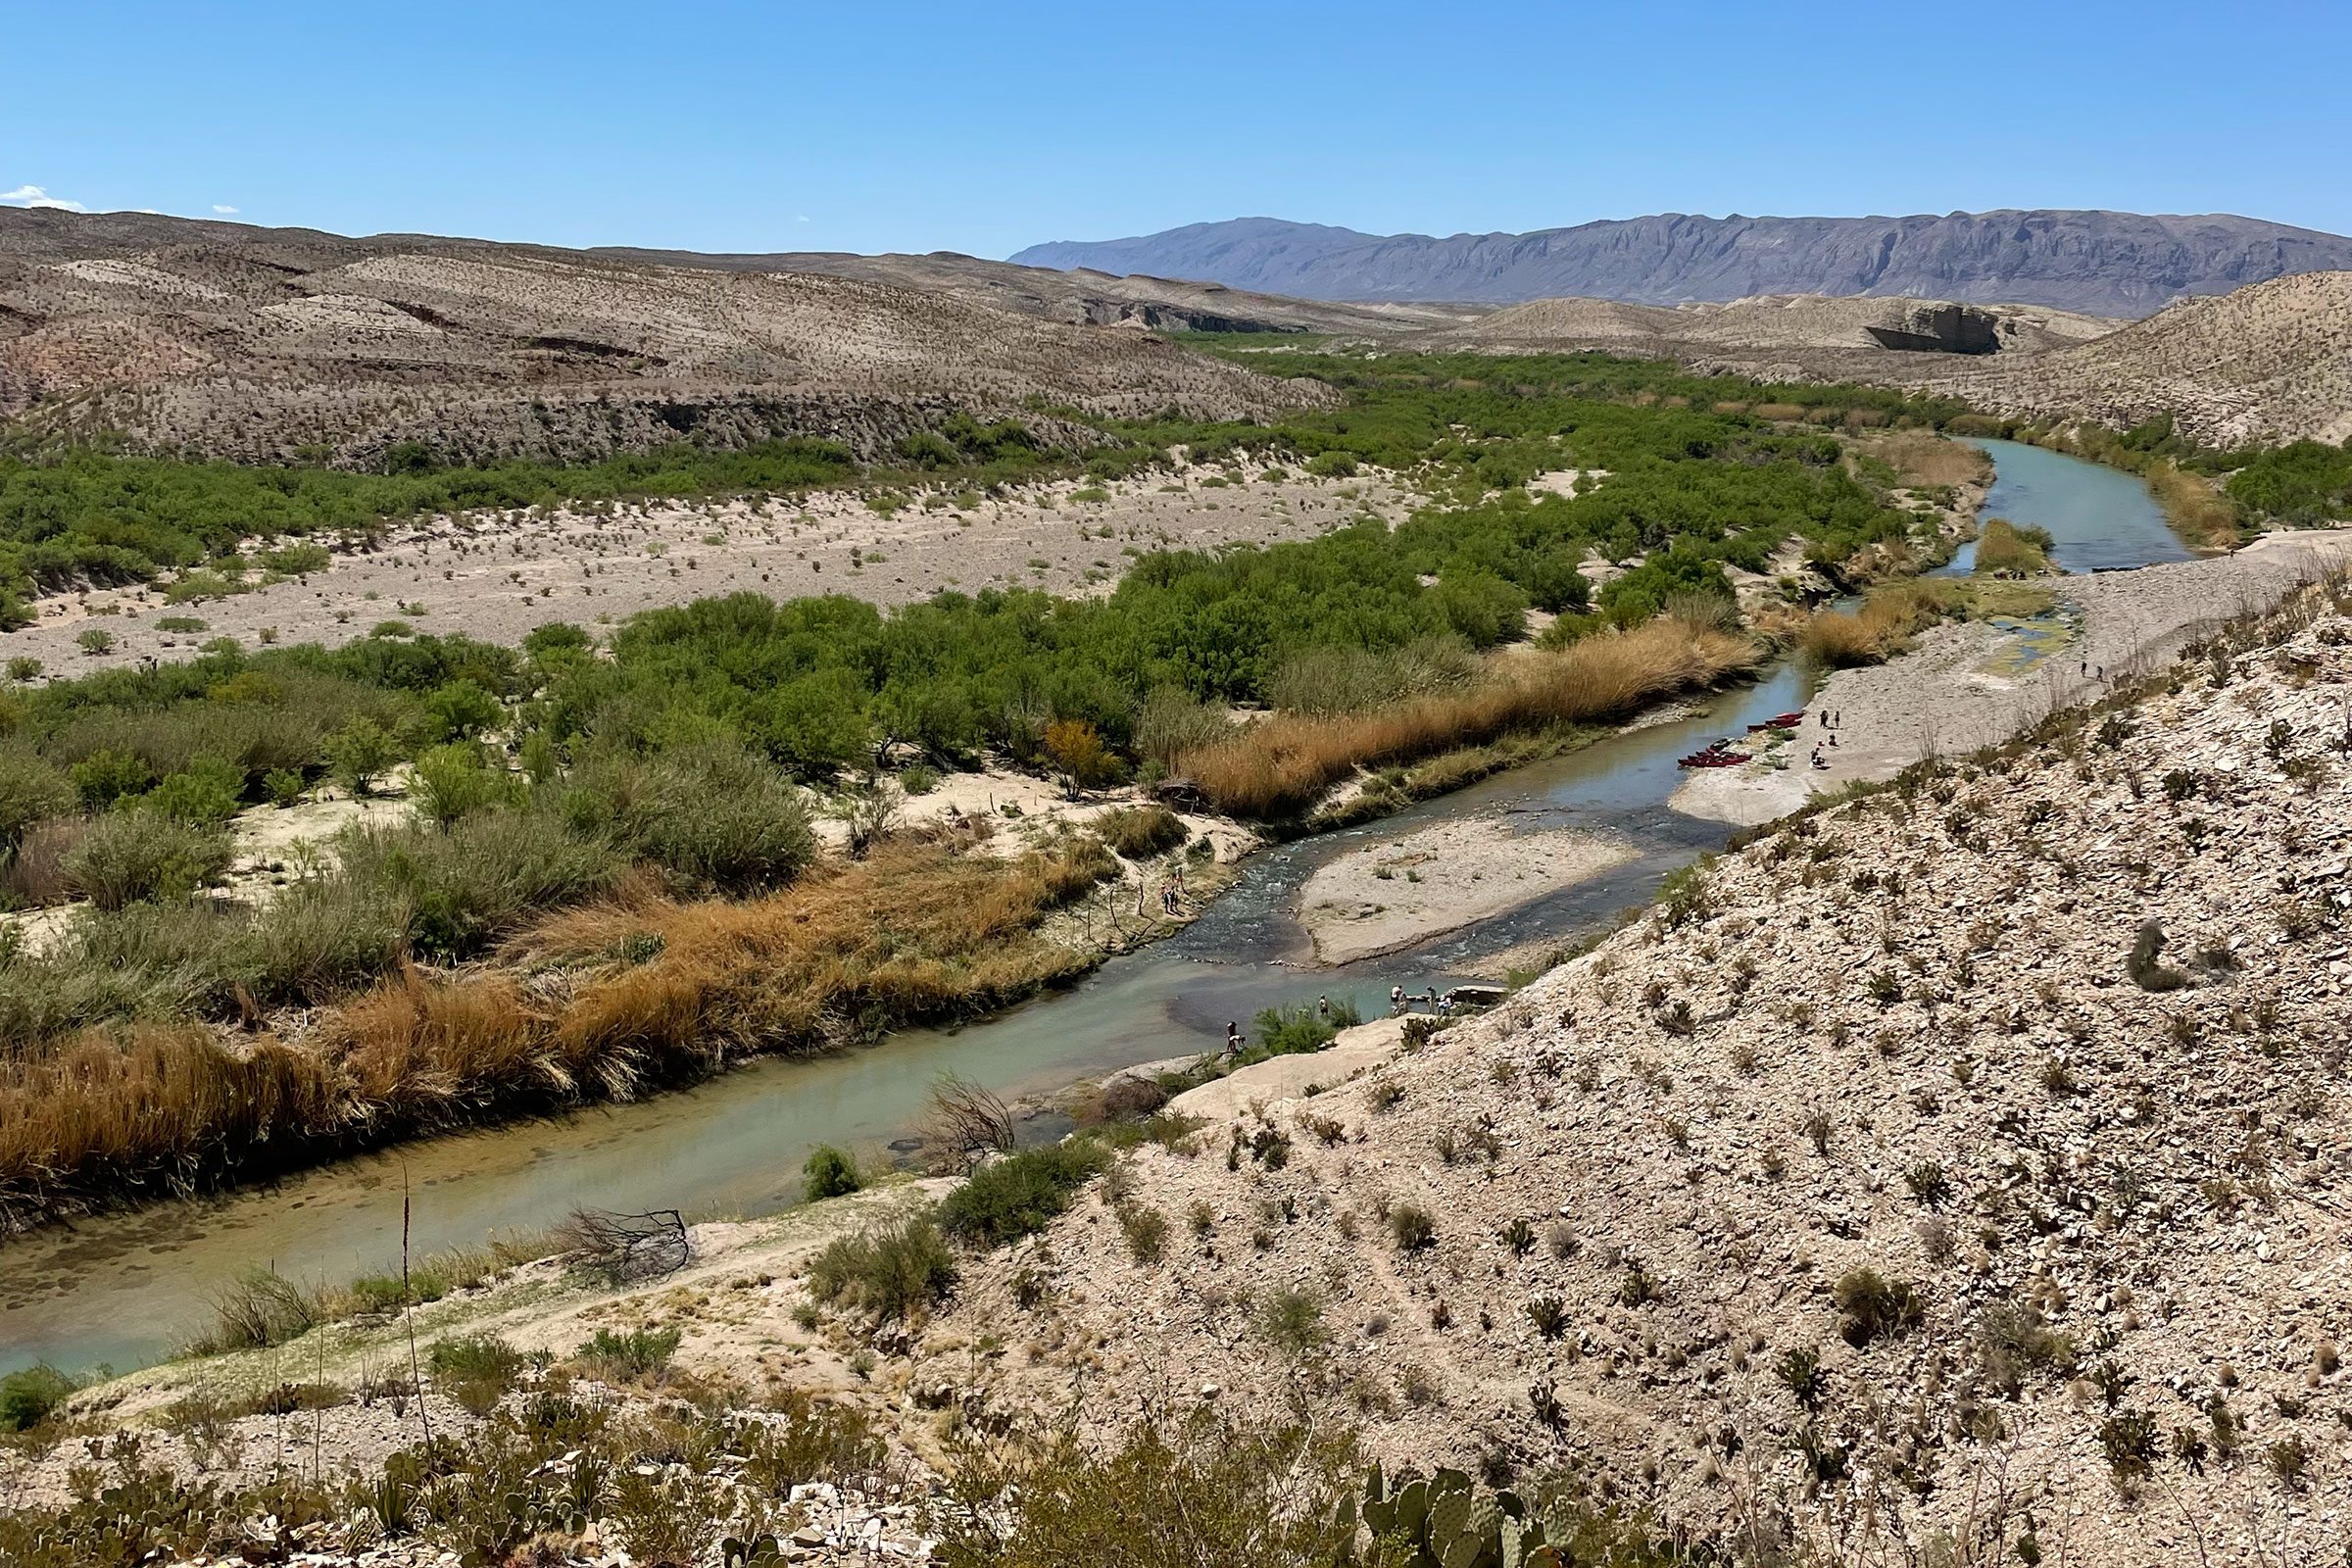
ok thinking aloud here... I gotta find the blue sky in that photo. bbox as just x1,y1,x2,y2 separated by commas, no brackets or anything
7,1,2348,256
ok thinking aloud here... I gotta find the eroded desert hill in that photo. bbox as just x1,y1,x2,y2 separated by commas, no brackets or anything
1446,292,2118,357
929,579,2352,1565
1906,270,2352,448
0,210,1337,466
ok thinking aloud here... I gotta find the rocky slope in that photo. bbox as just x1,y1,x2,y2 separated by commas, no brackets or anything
0,210,1336,466
1447,292,2118,357
1906,270,2352,448
1012,211,2352,318
927,578,2352,1564
588,245,1478,337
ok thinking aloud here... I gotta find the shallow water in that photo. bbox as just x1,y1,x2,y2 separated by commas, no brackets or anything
1938,438,2194,576
0,442,2176,1378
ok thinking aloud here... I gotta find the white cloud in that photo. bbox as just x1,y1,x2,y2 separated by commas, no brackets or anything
795,214,810,223
212,204,238,215
1,184,87,212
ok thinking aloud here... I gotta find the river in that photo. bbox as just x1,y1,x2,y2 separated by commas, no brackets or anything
0,439,2187,1378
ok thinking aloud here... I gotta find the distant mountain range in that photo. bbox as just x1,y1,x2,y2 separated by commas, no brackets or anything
1009,211,2352,318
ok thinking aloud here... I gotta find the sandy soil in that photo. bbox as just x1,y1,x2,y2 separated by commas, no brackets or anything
1295,813,1638,964
1166,1015,1410,1122
2,465,1409,675
1671,527,2352,823
0,782,412,956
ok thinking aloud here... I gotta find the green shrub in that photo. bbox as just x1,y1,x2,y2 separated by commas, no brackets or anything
1388,1202,1437,1251
1253,1287,1328,1355
559,742,814,895
1097,804,1187,859
0,1364,74,1431
804,1144,862,1200
933,1406,1358,1568
1248,1002,1355,1060
69,748,153,810
432,1333,528,1416
263,767,306,807
430,1332,524,1380
261,542,333,575
897,763,939,795
574,1325,684,1381
141,756,244,825
246,875,405,1003
1117,1201,1170,1264
1834,1267,1924,1346
806,1212,956,1320
64,810,235,908
410,742,522,827
338,810,619,960
192,1268,325,1352
1305,451,1359,478
0,751,74,849
938,1141,1110,1247
325,715,399,797
424,678,502,741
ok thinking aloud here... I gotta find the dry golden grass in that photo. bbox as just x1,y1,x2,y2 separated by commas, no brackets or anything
1857,430,1992,490
1176,617,1759,817
2145,462,2242,550
1972,518,2052,576
1796,581,1951,667
1797,577,2060,668
0,841,1106,1229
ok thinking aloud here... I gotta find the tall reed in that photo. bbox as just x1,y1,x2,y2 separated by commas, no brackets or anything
0,840,1106,1231
1174,618,1758,818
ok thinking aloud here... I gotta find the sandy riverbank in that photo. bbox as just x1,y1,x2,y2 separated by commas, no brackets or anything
1670,527,2352,824
1295,813,1638,963
1165,1014,1411,1121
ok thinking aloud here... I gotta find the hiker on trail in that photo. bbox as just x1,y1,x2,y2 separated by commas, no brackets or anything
1819,709,1830,728
1317,995,1331,1022
1439,993,1454,1016
1224,1021,1242,1054
1391,984,1406,1013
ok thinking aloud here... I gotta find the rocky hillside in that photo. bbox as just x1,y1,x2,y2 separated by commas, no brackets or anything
0,210,1335,466
1012,211,2352,318
929,579,2352,1564
588,245,1478,337
1908,270,2352,448
1449,292,2117,357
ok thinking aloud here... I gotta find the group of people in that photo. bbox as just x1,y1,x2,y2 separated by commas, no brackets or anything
1389,984,1453,1015
1809,708,1845,771
1151,861,1189,916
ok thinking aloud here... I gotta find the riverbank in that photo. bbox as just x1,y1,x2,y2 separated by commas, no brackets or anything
1672,526,2352,823
1295,814,1636,964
